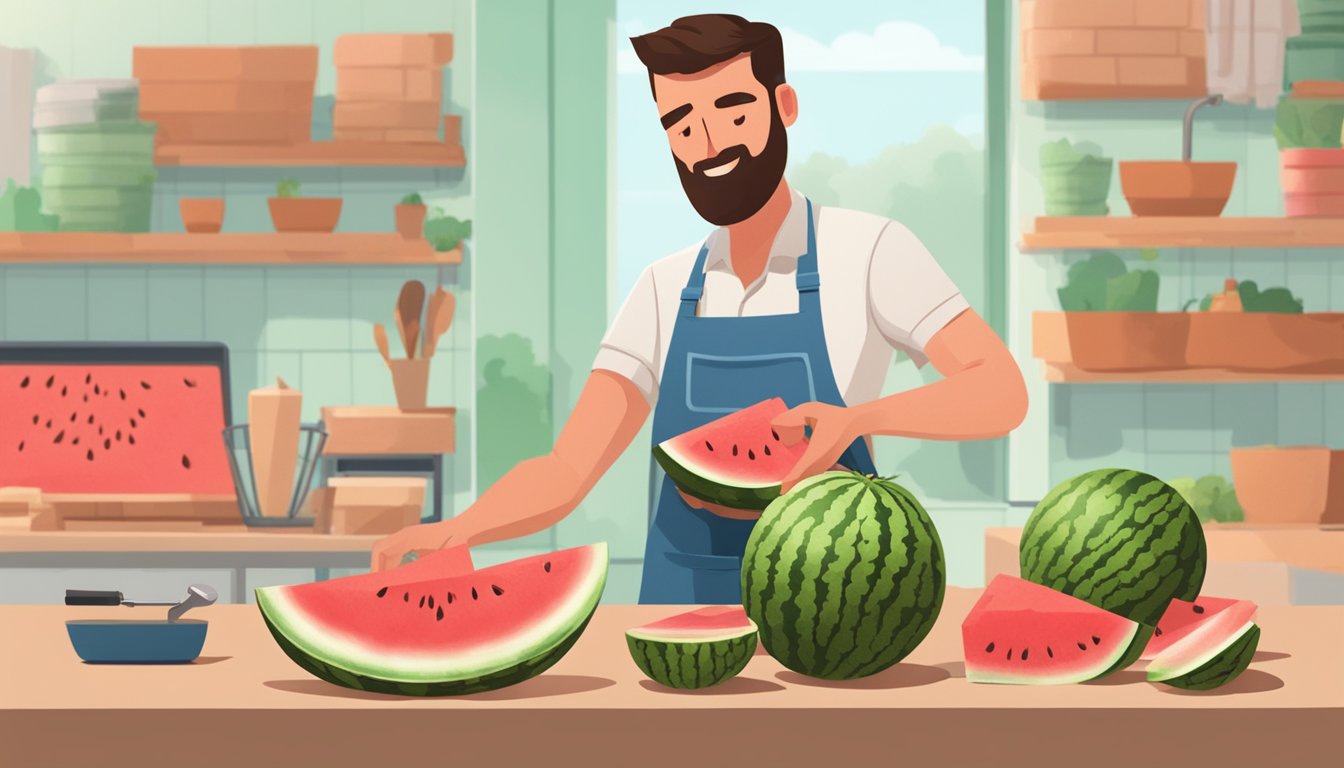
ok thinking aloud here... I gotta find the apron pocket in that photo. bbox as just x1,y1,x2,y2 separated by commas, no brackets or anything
664,551,742,571
685,351,817,414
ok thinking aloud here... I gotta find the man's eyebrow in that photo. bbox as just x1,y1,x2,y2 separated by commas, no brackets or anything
660,104,693,129
714,92,757,108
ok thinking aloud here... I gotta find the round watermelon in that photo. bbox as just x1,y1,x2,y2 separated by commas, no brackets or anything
1020,469,1207,628
741,471,945,680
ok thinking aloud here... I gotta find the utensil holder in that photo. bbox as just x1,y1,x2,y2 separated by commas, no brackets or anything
388,358,430,410
222,423,327,528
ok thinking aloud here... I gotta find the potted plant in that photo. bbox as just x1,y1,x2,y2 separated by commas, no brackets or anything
1040,138,1113,216
0,180,58,232
1274,94,1344,216
1183,279,1344,373
179,197,225,234
267,178,342,233
422,209,472,253
1032,250,1189,372
395,192,427,239
1230,446,1344,525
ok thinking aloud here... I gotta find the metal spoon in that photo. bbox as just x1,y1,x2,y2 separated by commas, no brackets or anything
167,584,217,622
65,583,218,622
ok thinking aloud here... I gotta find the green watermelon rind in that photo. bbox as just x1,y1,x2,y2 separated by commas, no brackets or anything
1149,622,1260,691
626,631,758,689
653,442,780,510
742,471,946,681
254,543,608,694
1019,469,1207,627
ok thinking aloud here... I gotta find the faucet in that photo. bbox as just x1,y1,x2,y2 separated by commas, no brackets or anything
1183,93,1224,162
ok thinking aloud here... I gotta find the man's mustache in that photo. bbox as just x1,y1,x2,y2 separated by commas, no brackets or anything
691,145,750,175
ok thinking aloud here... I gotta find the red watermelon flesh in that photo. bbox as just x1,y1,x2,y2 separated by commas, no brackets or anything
627,605,756,642
1142,595,1255,660
0,363,232,494
963,575,1140,685
1146,599,1258,682
652,397,809,509
256,543,607,688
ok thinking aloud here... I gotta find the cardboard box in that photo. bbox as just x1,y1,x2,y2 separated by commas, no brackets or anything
335,67,442,102
328,476,427,508
334,34,454,68
147,111,311,145
133,46,318,83
333,101,441,130
138,82,313,113
320,406,456,455
329,504,421,535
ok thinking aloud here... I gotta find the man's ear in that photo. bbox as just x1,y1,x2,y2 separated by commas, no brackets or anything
774,83,798,127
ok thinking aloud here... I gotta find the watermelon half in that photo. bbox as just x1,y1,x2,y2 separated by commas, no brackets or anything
256,543,607,696
652,397,808,510
626,606,758,689
1147,598,1260,690
962,575,1140,685
1142,595,1255,660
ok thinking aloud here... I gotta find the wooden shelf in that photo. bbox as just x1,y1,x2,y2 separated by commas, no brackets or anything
1042,363,1344,383
153,141,466,167
0,233,461,265
1023,216,1344,250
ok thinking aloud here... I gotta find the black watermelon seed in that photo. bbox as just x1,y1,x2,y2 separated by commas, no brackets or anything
1047,646,1054,658
403,592,409,602
1077,642,1087,651
85,373,91,384
181,455,191,469
748,449,755,460
72,437,80,446
17,441,24,452
705,440,713,452
139,381,150,390
418,595,425,608
1021,648,1029,661
428,595,435,609
376,587,388,598
83,394,88,402
544,561,551,573
137,408,145,418
763,444,771,456
732,444,738,456
985,642,995,653
45,419,52,428
119,389,126,400
87,414,93,424
116,430,121,441
1006,647,1012,660
31,415,38,425
491,585,504,596
771,429,780,441
60,385,67,397
85,450,93,461
69,412,76,422
471,587,478,600
130,418,138,428
1155,627,1163,637
447,592,455,603
45,375,54,388
19,376,28,388
128,434,136,445
184,378,197,388
1193,604,1205,614
94,385,100,395
53,430,64,444
1092,636,1101,646
98,426,104,436
436,606,444,621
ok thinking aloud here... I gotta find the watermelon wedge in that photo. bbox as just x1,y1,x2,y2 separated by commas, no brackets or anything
652,397,808,510
1147,598,1260,690
963,575,1140,685
1142,595,1255,660
256,543,607,696
626,606,758,689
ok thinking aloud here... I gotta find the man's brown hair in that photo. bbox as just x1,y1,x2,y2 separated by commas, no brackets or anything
630,14,785,97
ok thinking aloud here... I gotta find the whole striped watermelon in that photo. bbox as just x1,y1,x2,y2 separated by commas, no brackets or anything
741,471,945,680
1019,469,1207,628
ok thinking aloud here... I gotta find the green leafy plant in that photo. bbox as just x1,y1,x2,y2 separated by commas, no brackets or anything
1168,475,1244,523
1040,138,1113,216
400,192,424,206
0,179,59,232
423,209,473,252
1185,280,1305,313
1057,251,1159,311
1274,96,1344,149
276,178,301,198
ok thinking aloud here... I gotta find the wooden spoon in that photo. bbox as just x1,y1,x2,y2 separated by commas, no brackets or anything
396,280,426,358
372,323,392,365
423,289,456,358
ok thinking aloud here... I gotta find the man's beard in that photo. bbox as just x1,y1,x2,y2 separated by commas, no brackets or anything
674,103,788,226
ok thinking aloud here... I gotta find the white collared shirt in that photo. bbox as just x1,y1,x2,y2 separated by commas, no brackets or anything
594,189,970,406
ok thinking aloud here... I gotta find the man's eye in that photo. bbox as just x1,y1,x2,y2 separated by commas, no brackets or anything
733,116,745,126
681,126,691,137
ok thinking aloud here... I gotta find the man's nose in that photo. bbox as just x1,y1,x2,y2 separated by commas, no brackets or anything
699,117,718,160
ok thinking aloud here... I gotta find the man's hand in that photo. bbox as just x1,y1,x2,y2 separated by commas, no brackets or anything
772,402,861,493
370,518,471,572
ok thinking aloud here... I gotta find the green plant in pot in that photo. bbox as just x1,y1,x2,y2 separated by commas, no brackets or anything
1040,138,1113,216
0,179,59,232
395,192,427,239
423,209,472,252
1058,251,1159,312
1275,94,1344,216
268,178,343,233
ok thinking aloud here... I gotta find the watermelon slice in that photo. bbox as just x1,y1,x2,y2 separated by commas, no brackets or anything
626,606,758,689
256,543,607,696
1147,598,1260,690
652,398,808,510
1142,595,1255,660
962,575,1140,685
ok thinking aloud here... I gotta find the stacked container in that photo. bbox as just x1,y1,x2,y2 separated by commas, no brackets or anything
133,46,318,147
333,34,454,143
33,79,156,232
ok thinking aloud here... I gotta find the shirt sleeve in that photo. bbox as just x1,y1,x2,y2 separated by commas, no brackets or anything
867,220,970,367
591,264,661,404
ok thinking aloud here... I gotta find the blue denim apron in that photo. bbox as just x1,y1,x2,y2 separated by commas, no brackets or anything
638,200,877,604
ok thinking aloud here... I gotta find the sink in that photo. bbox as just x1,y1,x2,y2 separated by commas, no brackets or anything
1119,160,1237,216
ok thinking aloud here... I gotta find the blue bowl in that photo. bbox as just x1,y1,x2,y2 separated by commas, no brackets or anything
65,619,208,663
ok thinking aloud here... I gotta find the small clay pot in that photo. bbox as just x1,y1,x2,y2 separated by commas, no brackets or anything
267,197,343,233
179,198,225,234
395,203,427,239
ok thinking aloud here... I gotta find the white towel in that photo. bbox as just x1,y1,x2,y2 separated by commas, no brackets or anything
0,46,35,186
1206,0,1301,108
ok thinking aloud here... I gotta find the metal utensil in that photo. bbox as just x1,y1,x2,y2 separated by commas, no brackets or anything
66,583,218,622
1182,93,1223,162
396,280,426,358
423,289,455,358
372,323,392,364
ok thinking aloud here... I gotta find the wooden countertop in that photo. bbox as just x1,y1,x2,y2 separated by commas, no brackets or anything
0,530,379,553
2,590,1339,767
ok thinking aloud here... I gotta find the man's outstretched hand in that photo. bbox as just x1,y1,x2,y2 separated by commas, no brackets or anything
771,401,861,493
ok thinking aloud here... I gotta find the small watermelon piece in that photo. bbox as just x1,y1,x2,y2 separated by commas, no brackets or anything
963,575,1140,685
652,397,808,510
256,543,607,696
626,606,758,689
1143,595,1254,660
1147,598,1259,690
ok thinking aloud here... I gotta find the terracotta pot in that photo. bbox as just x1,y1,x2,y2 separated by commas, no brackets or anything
387,357,430,410
267,197,342,233
1281,149,1344,217
1119,161,1237,217
1033,311,1189,371
179,197,224,233
1186,312,1344,372
1230,446,1344,525
394,203,427,239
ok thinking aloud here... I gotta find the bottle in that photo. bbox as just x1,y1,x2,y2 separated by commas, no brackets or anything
1208,278,1243,312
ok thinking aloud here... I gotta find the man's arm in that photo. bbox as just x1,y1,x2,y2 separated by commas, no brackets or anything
773,309,1027,490
371,370,650,570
